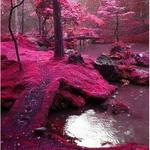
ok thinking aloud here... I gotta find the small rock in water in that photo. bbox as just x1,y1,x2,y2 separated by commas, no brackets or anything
110,100,130,115
24,109,28,113
115,91,119,95
140,90,143,94
121,79,130,86
124,130,131,135
109,120,113,123
112,95,117,99
127,114,131,117
121,139,125,143
139,53,143,57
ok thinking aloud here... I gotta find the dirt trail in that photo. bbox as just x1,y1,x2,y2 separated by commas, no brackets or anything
2,63,52,136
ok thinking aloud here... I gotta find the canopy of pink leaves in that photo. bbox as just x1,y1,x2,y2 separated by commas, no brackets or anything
85,13,105,26
97,0,135,18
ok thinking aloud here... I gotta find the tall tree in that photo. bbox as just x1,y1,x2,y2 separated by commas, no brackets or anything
97,0,135,42
9,0,25,71
21,0,25,34
15,0,19,34
52,0,64,58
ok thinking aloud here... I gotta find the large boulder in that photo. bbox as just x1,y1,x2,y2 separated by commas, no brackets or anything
94,54,121,82
94,54,149,85
67,51,84,64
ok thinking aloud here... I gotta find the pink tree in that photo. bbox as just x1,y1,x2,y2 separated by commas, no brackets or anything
34,0,104,37
34,0,84,35
34,0,105,55
97,0,135,42
53,0,64,57
35,0,64,57
34,0,53,36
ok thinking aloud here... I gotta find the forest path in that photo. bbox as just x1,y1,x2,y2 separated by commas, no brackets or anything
2,62,55,136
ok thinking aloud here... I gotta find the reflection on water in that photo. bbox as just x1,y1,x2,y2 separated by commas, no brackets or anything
64,109,133,148
48,84,148,148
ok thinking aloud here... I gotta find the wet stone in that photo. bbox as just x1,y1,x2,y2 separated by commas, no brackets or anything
140,90,144,94
113,95,117,98
34,127,47,136
124,130,131,136
67,52,84,64
94,55,120,81
109,100,130,115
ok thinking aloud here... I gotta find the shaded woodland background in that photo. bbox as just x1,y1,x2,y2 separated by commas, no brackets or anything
1,0,149,43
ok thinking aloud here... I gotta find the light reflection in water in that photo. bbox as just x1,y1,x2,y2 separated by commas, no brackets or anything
64,109,122,148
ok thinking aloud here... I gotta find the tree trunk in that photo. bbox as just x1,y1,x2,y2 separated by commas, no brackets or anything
38,15,42,35
52,0,64,58
21,1,24,34
15,0,19,35
42,15,48,38
8,0,24,71
114,13,119,42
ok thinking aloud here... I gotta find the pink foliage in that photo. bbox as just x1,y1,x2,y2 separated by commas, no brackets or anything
85,13,105,26
96,0,142,42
